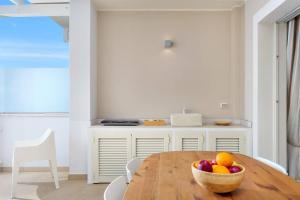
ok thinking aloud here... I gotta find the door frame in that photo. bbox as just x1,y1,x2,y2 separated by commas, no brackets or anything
253,0,299,166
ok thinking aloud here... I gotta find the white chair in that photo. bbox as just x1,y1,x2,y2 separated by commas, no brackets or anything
126,157,142,182
255,156,288,175
104,176,127,200
11,129,59,198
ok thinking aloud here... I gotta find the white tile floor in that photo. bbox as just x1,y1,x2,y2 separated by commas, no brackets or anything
0,172,107,200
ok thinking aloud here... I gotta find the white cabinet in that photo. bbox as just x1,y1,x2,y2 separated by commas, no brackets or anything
206,129,250,155
89,128,171,183
173,129,205,151
88,126,251,183
132,130,170,160
90,128,132,182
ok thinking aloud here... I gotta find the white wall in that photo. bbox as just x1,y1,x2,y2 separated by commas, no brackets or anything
244,0,271,121
230,7,245,120
257,23,276,160
69,0,98,174
91,0,98,121
0,115,69,167
98,10,244,119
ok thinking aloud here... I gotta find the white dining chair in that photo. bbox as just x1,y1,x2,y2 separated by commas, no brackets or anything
104,176,127,200
255,156,288,175
11,129,59,198
126,157,142,182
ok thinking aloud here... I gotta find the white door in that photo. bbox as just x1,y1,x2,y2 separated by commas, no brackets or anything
206,130,249,155
132,130,170,160
174,129,205,151
91,129,132,183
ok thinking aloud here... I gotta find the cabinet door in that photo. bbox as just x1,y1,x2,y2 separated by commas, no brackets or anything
132,130,170,160
174,130,205,151
206,130,249,155
91,129,131,183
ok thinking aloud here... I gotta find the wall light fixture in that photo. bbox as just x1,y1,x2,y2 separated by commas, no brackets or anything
164,40,174,48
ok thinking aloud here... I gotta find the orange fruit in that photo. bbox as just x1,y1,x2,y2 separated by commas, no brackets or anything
212,165,230,174
194,162,199,169
212,165,218,170
216,152,234,167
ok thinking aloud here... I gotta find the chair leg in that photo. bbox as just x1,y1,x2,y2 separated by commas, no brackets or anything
49,159,60,189
11,159,19,198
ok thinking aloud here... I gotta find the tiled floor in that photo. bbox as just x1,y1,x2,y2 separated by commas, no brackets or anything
0,172,107,200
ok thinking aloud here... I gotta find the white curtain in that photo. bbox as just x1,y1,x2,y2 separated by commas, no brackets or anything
287,16,300,179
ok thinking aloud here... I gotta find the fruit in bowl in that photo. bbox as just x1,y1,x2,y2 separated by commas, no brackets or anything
228,166,242,173
198,160,213,172
191,152,245,193
216,152,234,167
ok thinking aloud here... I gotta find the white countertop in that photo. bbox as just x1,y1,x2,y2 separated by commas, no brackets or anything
90,124,250,129
90,118,252,129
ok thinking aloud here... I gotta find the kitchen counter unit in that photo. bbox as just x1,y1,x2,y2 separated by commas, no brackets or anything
87,125,251,183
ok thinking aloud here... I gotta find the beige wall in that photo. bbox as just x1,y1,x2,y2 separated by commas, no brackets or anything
244,0,271,121
97,11,244,119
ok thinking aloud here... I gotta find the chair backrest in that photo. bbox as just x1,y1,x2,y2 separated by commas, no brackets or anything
36,129,54,145
126,158,142,182
39,128,53,141
255,156,288,175
104,176,127,200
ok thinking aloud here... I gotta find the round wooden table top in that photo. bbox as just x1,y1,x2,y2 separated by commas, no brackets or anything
124,151,300,200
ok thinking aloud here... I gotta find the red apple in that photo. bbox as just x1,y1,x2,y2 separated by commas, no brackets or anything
228,166,242,173
198,160,213,172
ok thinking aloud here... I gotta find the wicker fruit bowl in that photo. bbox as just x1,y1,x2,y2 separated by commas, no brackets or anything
191,162,245,193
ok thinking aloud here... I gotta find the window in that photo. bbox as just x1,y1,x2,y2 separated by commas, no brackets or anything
0,15,69,113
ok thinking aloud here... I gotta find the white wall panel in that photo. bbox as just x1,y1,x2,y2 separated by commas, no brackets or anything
0,115,69,167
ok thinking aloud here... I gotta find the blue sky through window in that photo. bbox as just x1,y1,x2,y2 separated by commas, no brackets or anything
0,0,69,112
0,0,13,5
0,0,69,68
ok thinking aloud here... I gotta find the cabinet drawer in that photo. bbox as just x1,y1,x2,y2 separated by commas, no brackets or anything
91,129,131,183
173,130,205,151
132,130,170,160
206,130,249,155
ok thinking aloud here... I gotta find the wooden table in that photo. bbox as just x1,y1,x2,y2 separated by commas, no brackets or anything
124,151,300,200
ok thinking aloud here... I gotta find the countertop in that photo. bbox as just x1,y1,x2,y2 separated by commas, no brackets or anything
90,124,250,129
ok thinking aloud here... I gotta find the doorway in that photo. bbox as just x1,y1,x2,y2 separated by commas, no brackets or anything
253,0,300,171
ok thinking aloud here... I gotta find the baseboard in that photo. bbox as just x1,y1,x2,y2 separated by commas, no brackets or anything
68,174,87,180
0,166,69,173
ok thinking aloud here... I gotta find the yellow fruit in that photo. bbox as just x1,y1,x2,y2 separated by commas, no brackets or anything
232,161,239,166
213,165,230,174
216,152,234,167
194,162,199,169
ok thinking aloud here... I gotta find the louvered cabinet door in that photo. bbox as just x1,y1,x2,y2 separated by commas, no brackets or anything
131,130,170,160
206,130,249,155
91,129,132,183
174,130,205,151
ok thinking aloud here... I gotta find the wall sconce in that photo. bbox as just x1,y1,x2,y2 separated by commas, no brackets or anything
164,40,174,48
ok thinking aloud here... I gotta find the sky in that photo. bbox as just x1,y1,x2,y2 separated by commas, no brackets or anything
0,0,69,68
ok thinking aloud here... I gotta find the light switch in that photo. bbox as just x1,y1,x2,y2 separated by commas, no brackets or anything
219,102,229,109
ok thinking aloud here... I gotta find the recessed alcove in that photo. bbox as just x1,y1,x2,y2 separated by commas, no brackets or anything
96,9,245,119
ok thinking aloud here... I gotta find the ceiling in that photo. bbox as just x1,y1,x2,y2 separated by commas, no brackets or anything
93,0,246,10
25,0,70,29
